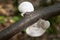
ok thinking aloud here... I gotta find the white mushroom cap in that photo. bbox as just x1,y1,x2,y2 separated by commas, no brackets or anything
43,21,50,29
26,22,46,37
26,19,50,37
18,1,34,16
37,19,50,30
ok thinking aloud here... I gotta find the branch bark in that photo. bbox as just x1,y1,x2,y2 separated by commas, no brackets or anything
0,3,60,40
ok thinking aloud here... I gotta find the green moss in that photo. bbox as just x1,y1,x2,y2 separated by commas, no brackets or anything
0,16,6,24
46,17,57,34
11,16,22,22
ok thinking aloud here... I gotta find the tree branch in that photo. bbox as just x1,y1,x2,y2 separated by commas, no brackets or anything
0,3,60,40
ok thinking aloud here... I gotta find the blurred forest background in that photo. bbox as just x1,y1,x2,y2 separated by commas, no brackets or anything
0,0,60,40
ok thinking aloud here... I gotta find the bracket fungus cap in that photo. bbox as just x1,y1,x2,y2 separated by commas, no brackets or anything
26,19,50,37
18,1,34,16
26,22,46,37
37,19,50,30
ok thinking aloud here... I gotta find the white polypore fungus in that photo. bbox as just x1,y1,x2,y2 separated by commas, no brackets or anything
26,22,46,37
18,1,34,16
37,19,50,30
26,19,50,37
